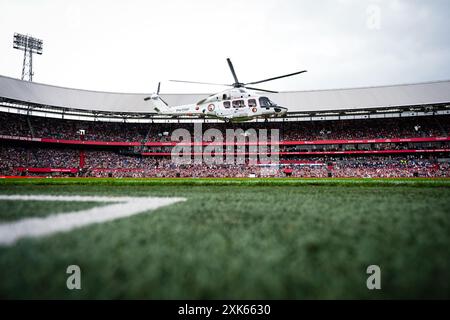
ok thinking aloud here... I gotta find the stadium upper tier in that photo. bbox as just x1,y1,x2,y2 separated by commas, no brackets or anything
1,74,450,115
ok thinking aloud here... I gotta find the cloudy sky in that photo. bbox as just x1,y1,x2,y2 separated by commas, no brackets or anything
0,0,449,93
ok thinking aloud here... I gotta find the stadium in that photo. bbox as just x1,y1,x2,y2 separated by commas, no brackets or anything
1,0,450,303
1,74,450,299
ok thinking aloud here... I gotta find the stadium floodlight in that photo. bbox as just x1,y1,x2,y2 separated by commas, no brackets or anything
13,33,43,82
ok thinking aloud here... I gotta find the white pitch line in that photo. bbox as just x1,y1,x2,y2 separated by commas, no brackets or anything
0,195,160,202
0,195,186,246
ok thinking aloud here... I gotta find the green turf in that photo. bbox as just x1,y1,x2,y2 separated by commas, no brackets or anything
0,178,449,299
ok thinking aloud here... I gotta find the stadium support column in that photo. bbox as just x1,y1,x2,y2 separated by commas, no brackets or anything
29,46,33,81
79,150,85,168
21,47,27,80
78,130,86,169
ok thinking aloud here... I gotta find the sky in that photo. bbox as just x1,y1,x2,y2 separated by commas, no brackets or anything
0,0,449,94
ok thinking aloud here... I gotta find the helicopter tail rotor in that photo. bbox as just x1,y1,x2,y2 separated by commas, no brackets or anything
143,82,169,107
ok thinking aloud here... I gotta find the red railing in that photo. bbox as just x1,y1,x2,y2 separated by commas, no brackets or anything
15,167,79,173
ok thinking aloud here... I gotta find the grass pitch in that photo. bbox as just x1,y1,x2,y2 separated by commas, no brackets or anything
0,178,449,299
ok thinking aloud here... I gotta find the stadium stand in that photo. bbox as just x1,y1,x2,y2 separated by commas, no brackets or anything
1,112,450,141
1,112,449,178
1,144,448,178
1,75,450,178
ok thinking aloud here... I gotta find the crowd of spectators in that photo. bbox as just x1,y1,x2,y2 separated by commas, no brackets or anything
1,112,449,178
283,156,449,178
1,145,448,178
280,141,450,152
0,146,79,169
1,112,449,143
72,154,450,178
279,117,448,140
83,152,264,177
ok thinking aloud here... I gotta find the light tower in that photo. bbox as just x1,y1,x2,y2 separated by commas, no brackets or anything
13,33,43,81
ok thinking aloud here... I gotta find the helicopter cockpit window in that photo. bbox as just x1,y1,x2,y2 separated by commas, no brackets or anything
223,101,231,108
232,100,245,108
248,99,257,108
259,97,272,107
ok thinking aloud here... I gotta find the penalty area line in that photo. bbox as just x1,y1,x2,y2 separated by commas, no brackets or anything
0,195,186,246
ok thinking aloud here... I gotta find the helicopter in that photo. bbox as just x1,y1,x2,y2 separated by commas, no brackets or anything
144,58,307,122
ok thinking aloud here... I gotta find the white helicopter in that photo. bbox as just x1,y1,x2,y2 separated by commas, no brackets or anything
144,58,307,122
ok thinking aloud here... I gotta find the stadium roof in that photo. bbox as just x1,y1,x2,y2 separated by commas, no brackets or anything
1,74,450,114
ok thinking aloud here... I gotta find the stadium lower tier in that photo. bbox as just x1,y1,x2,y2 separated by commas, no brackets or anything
1,146,449,178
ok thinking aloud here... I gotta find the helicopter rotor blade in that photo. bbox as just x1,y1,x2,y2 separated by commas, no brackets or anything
226,58,240,85
159,96,169,106
169,80,231,86
246,70,307,86
244,86,279,94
